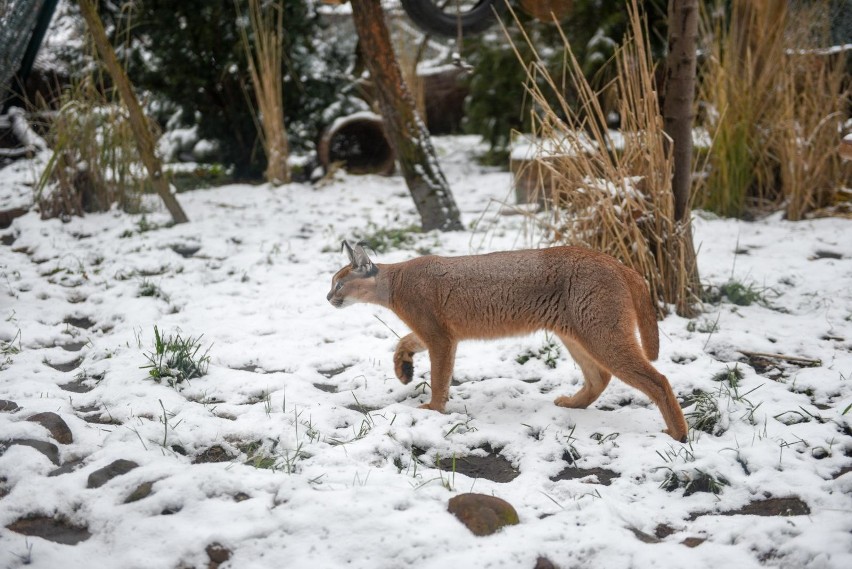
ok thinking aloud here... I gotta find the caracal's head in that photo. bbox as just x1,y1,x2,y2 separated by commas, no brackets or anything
327,241,378,308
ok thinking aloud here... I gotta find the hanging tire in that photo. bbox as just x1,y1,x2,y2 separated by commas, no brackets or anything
400,0,505,38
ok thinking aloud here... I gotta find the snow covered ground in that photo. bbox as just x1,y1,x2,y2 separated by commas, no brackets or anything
0,136,850,568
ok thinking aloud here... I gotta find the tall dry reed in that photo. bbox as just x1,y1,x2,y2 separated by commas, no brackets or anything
237,0,290,185
506,0,700,316
698,0,849,219
777,2,849,220
697,1,787,216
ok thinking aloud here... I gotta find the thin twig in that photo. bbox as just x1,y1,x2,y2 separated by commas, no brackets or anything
738,350,821,366
373,314,401,339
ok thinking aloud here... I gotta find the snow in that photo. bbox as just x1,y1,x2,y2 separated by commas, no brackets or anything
510,128,712,162
1,135,851,568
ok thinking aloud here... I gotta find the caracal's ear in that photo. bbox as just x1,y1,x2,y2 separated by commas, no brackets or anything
342,240,358,267
341,240,377,276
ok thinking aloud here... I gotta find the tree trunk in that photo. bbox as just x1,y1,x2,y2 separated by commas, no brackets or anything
664,0,698,222
78,0,189,225
663,0,700,317
349,0,463,232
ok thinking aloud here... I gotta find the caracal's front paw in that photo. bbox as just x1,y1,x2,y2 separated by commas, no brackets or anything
393,350,415,384
418,401,446,413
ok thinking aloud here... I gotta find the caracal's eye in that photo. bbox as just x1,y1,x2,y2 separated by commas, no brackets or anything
335,281,344,292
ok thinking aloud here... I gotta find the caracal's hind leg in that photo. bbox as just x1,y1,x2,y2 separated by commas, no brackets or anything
554,337,612,409
576,328,688,442
393,333,426,384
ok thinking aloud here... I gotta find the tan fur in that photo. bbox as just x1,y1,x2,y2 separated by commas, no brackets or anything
328,244,688,441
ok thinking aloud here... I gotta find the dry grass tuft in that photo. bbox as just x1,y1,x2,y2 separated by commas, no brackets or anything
237,0,290,185
506,0,700,316
36,66,147,219
698,0,850,219
777,2,849,220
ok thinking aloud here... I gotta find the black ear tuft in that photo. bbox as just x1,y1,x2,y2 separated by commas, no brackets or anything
342,240,357,266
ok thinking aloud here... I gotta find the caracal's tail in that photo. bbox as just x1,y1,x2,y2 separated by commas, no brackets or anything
623,266,659,360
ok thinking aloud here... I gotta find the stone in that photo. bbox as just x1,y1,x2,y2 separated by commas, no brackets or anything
1,439,60,465
534,557,559,569
27,412,73,444
447,493,519,536
206,543,232,567
0,400,20,412
87,459,139,489
124,481,154,503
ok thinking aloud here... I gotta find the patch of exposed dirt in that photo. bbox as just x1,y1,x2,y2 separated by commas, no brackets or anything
690,496,810,520
7,516,91,544
63,316,95,330
550,466,619,486
318,364,353,379
438,448,519,483
44,356,84,373
171,244,201,258
721,497,810,517
833,466,852,479
193,445,233,464
629,527,660,544
81,412,122,425
810,250,843,260
48,459,84,477
231,364,290,374
344,401,383,414
59,375,101,393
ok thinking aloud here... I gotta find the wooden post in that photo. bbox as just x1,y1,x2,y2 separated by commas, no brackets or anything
78,0,188,224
